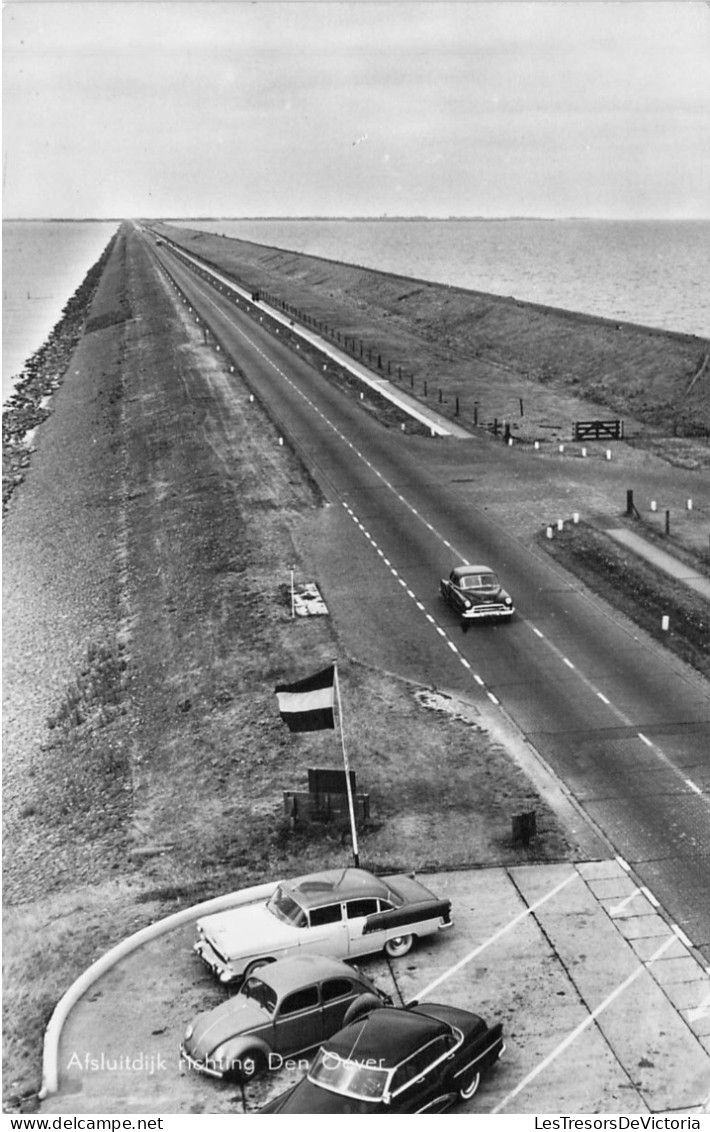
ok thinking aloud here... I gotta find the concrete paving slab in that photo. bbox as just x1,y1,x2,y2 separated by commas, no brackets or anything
584,875,642,901
652,956,710,987
616,915,679,941
629,933,688,962
578,859,631,882
663,979,710,1013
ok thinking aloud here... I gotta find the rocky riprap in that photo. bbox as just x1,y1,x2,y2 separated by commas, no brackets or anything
2,235,118,514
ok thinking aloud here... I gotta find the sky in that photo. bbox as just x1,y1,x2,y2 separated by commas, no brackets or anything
2,1,710,220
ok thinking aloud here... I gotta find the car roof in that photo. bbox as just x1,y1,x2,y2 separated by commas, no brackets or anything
326,1007,449,1067
257,954,361,994
281,867,392,909
453,565,494,578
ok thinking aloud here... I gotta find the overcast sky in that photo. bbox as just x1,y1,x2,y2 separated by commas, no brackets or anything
3,1,709,220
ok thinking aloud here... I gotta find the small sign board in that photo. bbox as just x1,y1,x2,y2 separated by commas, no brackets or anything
308,767,356,795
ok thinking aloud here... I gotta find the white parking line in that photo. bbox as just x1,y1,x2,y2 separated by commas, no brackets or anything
413,870,579,1002
492,932,678,1113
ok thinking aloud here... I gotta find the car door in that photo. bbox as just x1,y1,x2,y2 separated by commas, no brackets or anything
344,897,384,956
390,1034,459,1113
305,902,349,957
319,976,361,1037
274,984,322,1056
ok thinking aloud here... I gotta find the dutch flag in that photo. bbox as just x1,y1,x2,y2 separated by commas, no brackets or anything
274,664,336,733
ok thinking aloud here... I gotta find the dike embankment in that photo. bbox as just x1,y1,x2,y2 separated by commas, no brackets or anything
151,221,710,444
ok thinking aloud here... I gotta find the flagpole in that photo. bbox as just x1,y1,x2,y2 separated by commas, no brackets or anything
333,662,360,868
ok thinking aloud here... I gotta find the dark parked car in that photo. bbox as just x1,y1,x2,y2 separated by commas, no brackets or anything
181,954,391,1083
259,1001,505,1113
440,565,514,626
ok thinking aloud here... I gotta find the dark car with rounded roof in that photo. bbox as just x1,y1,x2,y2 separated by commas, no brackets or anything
194,867,452,984
258,1001,505,1113
440,564,514,625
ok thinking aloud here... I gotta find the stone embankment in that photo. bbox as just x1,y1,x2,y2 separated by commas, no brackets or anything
2,235,118,512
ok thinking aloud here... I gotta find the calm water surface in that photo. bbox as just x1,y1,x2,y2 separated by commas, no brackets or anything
2,221,118,401
173,218,710,340
4,218,707,408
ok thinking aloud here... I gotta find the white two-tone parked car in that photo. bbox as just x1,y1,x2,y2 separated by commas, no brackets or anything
194,867,453,985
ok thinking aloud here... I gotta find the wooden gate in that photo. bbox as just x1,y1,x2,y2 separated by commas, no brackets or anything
573,419,624,441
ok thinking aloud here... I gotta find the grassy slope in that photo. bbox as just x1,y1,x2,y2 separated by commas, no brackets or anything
154,223,710,443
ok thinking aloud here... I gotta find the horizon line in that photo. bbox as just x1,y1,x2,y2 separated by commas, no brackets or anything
4,214,710,224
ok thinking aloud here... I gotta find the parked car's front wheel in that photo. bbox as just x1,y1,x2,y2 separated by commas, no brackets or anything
458,1069,481,1100
384,934,414,958
230,1046,267,1084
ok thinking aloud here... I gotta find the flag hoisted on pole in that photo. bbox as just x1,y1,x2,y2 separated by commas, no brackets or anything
274,664,335,732
273,661,360,867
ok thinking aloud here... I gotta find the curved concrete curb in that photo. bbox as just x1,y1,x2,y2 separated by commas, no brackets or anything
39,880,278,1099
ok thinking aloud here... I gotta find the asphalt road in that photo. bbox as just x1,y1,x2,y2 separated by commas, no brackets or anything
156,240,710,963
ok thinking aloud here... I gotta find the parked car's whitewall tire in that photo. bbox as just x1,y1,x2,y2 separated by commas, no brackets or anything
458,1069,481,1100
384,934,414,958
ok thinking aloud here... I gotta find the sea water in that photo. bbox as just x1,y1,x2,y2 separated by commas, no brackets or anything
2,220,118,402
172,217,710,341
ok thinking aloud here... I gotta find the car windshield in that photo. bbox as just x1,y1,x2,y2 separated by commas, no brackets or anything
309,1048,389,1102
461,573,497,590
267,887,308,927
240,977,277,1013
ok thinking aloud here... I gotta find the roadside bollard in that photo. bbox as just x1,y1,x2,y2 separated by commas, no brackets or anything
573,512,580,524
557,519,564,531
546,526,553,539
651,501,657,512
661,615,670,632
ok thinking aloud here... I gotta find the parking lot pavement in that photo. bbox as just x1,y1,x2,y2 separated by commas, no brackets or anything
41,861,710,1116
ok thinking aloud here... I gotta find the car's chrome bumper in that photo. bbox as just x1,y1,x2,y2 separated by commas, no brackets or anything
180,1044,224,1079
461,605,514,619
193,939,237,983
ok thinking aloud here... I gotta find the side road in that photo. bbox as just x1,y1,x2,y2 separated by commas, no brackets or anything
40,861,710,1115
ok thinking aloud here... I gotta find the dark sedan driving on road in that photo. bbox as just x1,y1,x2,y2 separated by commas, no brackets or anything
440,565,514,625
